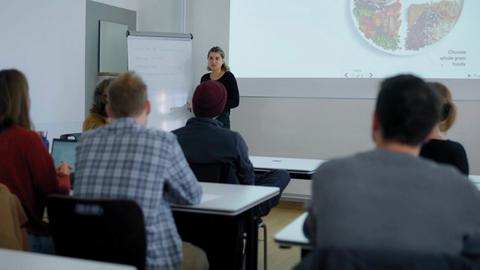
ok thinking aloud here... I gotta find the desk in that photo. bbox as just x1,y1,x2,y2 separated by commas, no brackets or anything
0,248,135,270
250,156,325,180
172,182,280,270
276,176,480,250
275,176,480,254
274,212,311,250
470,175,480,189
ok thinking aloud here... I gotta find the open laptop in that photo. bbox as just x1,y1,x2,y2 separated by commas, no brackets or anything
51,138,77,170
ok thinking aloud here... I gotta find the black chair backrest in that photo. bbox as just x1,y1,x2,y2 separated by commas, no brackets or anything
47,195,146,270
189,162,231,183
59,133,81,141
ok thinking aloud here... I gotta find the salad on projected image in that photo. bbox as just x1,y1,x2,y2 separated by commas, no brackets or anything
352,0,464,54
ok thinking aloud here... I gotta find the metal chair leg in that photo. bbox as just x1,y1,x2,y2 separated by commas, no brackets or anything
259,222,267,270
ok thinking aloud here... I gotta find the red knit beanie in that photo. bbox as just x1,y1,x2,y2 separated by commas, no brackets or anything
192,80,227,118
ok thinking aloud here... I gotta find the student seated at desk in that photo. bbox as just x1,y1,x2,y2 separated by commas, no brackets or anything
74,72,207,270
0,69,71,254
304,74,480,259
173,80,290,269
82,78,113,131
173,80,290,216
420,82,469,175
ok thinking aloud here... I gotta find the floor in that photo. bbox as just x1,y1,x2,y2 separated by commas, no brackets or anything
257,202,304,270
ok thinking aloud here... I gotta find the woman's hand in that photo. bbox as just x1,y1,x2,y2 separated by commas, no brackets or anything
57,161,72,176
187,100,193,112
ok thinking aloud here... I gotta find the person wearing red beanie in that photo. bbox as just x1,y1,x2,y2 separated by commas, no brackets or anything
191,80,227,118
173,80,290,270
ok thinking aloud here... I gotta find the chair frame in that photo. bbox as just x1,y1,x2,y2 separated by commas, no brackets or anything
47,195,146,270
187,162,269,270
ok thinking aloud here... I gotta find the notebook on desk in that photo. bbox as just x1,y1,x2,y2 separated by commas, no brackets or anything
51,139,77,170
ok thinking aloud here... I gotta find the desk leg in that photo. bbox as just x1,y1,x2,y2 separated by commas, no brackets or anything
244,209,258,270
301,248,310,258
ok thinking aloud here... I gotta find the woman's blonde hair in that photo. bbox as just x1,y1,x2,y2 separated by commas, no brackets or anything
90,78,113,117
207,46,230,72
0,69,32,132
427,82,457,132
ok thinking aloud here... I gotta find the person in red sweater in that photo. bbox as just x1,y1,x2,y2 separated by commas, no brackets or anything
0,69,71,253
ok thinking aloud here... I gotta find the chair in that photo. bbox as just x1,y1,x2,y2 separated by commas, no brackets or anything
47,195,146,270
0,183,29,251
187,162,269,270
293,248,478,270
59,133,82,141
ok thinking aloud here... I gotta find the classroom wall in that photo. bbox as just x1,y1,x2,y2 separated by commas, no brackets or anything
136,0,185,33
91,0,138,11
5,1,476,181
1,0,138,141
90,0,184,33
183,0,480,176
142,0,480,200
0,0,86,142
85,0,136,116
83,0,184,116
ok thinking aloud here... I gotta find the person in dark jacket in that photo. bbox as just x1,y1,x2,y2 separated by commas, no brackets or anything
173,80,290,270
174,80,290,216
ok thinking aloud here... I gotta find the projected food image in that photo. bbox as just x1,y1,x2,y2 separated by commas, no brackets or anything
352,0,464,54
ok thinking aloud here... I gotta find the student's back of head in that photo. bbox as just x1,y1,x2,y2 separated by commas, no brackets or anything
0,69,32,132
83,78,114,132
107,72,147,118
90,78,113,118
192,80,227,118
375,74,441,146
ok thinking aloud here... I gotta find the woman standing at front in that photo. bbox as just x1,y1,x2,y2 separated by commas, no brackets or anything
200,46,239,129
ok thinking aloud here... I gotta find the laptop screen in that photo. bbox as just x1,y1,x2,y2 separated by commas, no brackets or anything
51,139,77,170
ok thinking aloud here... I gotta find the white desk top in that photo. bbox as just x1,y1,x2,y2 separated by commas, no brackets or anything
0,248,135,270
469,175,480,182
250,156,325,174
274,212,311,249
470,175,480,189
172,182,279,216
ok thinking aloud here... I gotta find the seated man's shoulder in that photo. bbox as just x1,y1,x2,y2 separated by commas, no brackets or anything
201,123,241,140
319,150,377,169
314,153,367,180
224,129,246,143
77,127,102,142
142,128,176,142
420,157,470,183
80,125,174,144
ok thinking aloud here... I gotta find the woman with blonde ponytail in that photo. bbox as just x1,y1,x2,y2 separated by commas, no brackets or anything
420,82,469,175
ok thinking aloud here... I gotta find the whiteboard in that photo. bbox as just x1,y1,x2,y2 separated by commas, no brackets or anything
127,32,193,131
